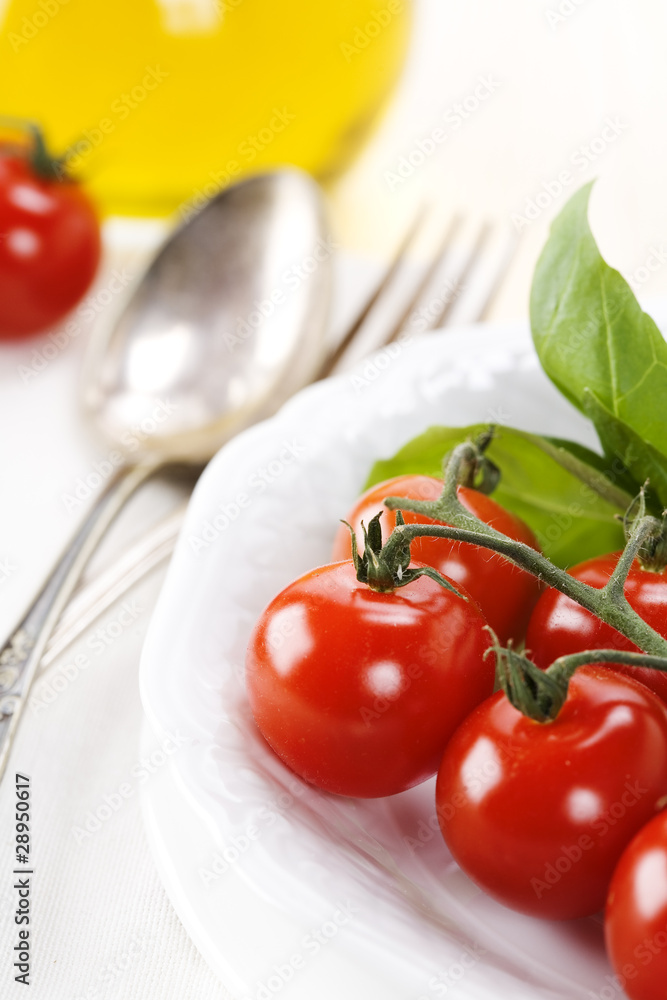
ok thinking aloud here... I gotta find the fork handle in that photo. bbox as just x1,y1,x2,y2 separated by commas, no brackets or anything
0,461,159,782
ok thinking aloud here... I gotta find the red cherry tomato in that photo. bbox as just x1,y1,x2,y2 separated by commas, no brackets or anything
0,149,100,338
526,553,667,705
246,560,493,798
436,665,667,919
606,809,667,1000
331,475,541,644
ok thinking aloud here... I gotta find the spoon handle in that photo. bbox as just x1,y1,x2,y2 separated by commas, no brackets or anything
0,462,158,783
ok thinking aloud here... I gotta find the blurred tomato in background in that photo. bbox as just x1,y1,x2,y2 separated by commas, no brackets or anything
0,0,411,216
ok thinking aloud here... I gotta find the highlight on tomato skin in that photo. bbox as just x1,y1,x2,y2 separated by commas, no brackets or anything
245,559,494,799
526,552,667,706
0,149,101,339
332,474,542,645
435,665,667,921
605,809,667,1000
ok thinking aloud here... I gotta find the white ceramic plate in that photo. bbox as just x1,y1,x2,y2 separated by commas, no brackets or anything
139,320,623,1000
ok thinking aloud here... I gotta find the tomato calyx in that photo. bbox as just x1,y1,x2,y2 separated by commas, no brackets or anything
0,116,68,182
490,637,667,722
491,641,567,722
344,510,467,598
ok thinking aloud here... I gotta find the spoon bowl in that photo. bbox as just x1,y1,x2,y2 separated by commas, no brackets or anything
84,169,331,461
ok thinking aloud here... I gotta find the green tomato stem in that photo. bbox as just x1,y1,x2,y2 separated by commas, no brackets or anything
0,115,66,181
548,647,667,682
381,440,667,658
603,503,658,603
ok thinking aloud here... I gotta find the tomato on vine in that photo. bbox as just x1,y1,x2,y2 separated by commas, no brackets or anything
605,809,667,1000
331,474,542,644
436,664,667,920
246,517,494,797
0,120,101,339
526,553,667,704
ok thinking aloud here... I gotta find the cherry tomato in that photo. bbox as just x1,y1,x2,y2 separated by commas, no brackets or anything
331,475,541,644
246,560,493,798
0,149,100,338
526,553,667,705
436,665,667,919
605,809,667,1000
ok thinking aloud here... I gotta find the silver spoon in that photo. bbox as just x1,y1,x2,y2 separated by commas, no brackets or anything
0,168,331,779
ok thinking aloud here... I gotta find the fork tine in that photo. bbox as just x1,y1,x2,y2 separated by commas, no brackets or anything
425,221,493,330
374,214,463,349
313,206,427,381
473,231,522,323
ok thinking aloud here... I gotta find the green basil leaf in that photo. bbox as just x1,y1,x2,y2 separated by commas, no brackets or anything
530,435,636,510
530,183,667,458
582,388,667,509
364,424,627,567
540,436,640,500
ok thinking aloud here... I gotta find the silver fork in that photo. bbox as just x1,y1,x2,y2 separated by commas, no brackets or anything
38,216,521,670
